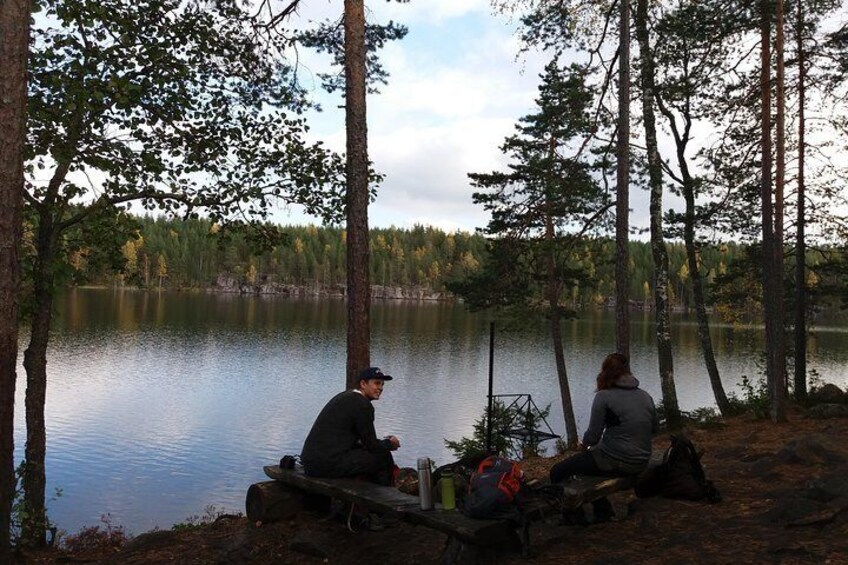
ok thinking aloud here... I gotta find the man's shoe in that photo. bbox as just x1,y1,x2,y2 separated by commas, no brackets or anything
367,513,400,531
323,499,346,521
367,513,386,531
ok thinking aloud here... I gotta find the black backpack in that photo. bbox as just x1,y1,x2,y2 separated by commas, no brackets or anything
636,435,721,503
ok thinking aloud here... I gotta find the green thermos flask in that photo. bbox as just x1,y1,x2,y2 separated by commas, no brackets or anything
441,469,456,510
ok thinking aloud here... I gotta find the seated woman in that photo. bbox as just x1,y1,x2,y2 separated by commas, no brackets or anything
549,352,659,522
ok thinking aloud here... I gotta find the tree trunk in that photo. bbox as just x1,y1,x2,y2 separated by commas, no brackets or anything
760,0,786,423
794,0,808,400
615,0,631,358
774,0,787,404
636,0,679,425
22,213,57,548
544,160,577,447
656,107,731,415
0,0,30,555
344,0,370,390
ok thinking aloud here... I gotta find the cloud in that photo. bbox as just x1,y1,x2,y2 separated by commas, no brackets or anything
366,117,515,231
289,1,554,233
378,0,491,24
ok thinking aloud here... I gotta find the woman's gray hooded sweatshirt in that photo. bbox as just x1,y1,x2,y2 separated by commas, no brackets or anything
583,374,659,471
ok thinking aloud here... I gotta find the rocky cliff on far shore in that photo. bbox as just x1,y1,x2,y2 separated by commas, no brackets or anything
213,274,452,301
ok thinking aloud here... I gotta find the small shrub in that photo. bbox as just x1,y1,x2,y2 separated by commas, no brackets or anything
681,407,725,429
172,505,234,531
63,514,127,553
554,437,571,455
807,368,824,393
444,400,552,461
727,374,770,419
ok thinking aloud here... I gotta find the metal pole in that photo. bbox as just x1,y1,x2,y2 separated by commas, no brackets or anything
486,321,495,454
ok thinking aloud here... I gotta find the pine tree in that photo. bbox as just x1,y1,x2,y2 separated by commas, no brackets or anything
463,61,611,447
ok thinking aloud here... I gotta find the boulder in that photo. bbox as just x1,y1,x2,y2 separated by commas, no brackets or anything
805,403,848,420
766,496,826,524
805,474,848,503
808,383,846,405
775,435,845,465
289,531,331,559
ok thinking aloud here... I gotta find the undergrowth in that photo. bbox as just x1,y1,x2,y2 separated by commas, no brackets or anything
62,514,128,553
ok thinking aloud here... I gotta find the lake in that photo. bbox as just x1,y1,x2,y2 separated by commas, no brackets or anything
12,287,848,535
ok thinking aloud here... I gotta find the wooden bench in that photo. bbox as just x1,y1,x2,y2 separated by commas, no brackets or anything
247,459,660,563
253,466,515,547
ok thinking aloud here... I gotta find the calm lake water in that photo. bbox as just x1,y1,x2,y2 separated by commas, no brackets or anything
12,287,848,535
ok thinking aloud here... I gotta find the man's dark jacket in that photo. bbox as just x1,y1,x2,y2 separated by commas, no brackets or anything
300,390,392,472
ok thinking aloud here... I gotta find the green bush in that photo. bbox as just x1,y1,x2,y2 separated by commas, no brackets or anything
727,374,771,419
444,399,552,461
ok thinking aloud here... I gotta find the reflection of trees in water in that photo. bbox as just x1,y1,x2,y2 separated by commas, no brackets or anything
51,290,848,388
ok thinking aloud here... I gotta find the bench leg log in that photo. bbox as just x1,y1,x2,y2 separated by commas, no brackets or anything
441,536,492,565
245,481,304,524
440,527,524,565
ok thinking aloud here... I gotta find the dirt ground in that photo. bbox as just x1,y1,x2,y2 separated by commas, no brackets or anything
17,409,848,564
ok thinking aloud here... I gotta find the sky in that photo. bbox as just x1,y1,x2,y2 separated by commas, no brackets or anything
278,0,555,233
278,0,848,241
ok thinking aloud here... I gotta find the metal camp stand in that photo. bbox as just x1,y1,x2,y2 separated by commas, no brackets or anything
484,322,559,456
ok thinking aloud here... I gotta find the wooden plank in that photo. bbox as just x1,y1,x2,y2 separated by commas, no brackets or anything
556,452,665,508
561,476,635,508
264,465,420,513
263,466,512,545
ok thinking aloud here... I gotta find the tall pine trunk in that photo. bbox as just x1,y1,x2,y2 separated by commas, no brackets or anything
615,0,631,357
761,0,786,423
775,0,788,403
0,0,30,554
794,0,808,400
344,0,370,390
636,0,679,424
545,139,577,448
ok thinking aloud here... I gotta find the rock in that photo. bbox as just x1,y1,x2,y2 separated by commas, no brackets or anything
829,495,848,512
805,474,848,502
289,532,331,559
215,273,239,289
120,530,182,554
766,496,826,524
775,435,846,465
713,445,747,460
805,403,848,420
749,456,781,479
767,539,825,558
808,383,847,405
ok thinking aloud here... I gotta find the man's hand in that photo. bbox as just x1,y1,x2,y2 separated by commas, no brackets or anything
385,435,401,450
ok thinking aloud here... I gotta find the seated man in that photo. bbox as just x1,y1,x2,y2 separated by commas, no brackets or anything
301,367,401,486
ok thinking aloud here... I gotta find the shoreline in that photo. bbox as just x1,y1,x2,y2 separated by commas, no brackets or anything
73,281,455,302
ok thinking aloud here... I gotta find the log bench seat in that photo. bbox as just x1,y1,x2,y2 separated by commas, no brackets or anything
247,456,662,563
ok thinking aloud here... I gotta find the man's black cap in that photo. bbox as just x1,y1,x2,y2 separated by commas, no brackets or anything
358,367,393,381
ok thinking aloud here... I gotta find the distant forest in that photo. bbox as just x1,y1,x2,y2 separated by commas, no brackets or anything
55,214,785,312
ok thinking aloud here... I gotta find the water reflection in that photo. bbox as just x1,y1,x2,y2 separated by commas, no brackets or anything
12,287,848,535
